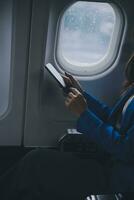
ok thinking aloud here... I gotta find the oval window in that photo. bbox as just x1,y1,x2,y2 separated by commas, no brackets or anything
56,1,124,77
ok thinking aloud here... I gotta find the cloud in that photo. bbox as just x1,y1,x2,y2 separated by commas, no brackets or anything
100,22,114,36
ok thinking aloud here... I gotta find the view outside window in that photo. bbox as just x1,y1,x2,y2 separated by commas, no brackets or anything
0,0,12,116
56,1,122,76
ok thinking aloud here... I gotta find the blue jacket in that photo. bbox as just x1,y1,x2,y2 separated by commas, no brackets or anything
77,86,134,192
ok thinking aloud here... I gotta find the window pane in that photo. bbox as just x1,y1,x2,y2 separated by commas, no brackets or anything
0,0,12,116
56,1,122,76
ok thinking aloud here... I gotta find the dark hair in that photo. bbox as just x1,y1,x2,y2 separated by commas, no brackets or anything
122,53,134,93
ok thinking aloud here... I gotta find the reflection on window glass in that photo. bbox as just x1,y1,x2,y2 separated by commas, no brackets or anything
56,1,122,76
0,0,12,116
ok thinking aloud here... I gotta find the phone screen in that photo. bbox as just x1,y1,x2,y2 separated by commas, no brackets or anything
45,63,66,88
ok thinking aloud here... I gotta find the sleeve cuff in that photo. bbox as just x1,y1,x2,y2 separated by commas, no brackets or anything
82,91,89,100
77,108,103,139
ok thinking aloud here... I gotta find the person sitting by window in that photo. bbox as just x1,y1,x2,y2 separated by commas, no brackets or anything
1,55,134,200
63,53,134,192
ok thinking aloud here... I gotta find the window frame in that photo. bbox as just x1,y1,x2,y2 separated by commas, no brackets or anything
54,1,126,79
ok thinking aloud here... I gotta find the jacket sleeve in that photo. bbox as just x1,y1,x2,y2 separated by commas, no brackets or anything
77,109,134,162
83,91,112,121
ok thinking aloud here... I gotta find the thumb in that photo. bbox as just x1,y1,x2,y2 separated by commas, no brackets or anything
65,72,76,84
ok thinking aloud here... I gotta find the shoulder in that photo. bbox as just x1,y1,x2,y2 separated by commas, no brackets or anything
122,96,134,133
127,95,134,109
123,95,134,112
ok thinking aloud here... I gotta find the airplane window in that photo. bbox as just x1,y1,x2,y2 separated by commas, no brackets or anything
0,0,12,116
56,1,123,77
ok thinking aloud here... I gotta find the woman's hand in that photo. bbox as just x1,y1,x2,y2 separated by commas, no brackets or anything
65,88,87,117
62,72,83,93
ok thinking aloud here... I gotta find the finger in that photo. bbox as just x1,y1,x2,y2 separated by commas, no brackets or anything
65,100,69,106
62,75,70,82
70,87,81,95
66,96,72,102
62,75,73,86
68,92,76,98
65,98,71,106
65,72,71,77
65,72,76,84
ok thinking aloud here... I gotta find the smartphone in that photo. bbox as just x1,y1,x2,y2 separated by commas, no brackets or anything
45,63,70,93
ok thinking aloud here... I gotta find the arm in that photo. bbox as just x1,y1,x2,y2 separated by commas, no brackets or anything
77,109,134,162
62,73,111,121
64,88,133,162
83,91,112,122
